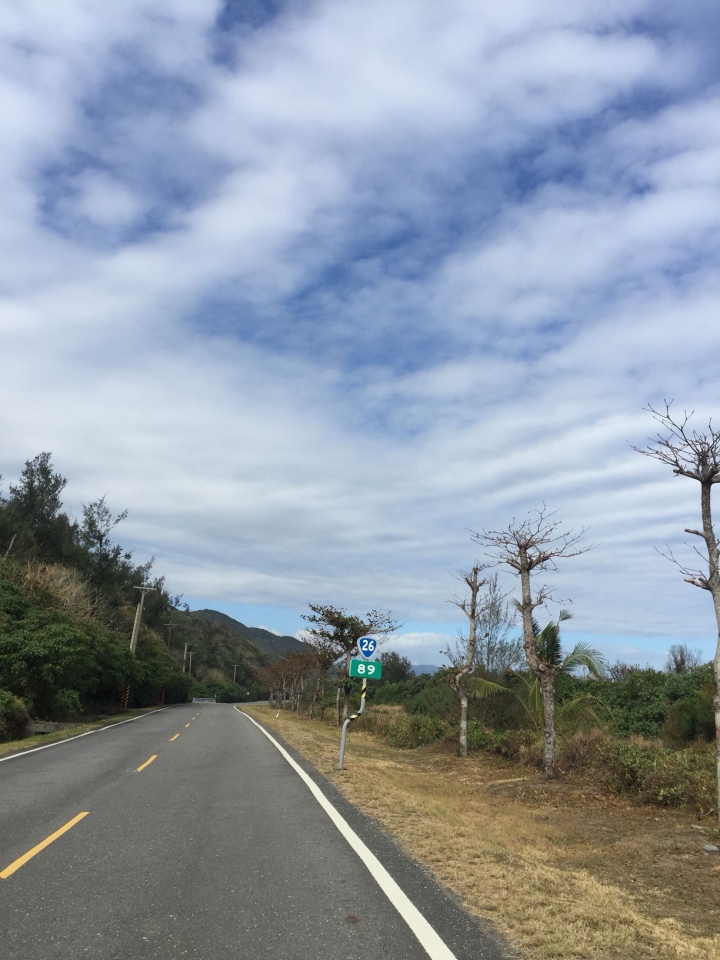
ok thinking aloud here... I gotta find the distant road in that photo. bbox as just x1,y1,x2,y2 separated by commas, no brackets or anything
0,704,507,960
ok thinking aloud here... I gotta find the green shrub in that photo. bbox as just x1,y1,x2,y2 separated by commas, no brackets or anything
466,722,531,759
557,667,712,739
554,731,715,810
662,690,714,745
0,689,29,741
386,714,445,748
596,738,714,809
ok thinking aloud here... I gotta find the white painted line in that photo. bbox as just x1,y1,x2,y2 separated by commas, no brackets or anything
0,707,170,764
235,707,458,960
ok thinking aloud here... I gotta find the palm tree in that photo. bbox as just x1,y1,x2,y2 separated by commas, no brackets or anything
509,610,609,747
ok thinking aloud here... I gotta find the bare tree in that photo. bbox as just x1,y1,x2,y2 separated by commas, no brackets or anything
473,506,591,778
665,642,704,675
608,660,642,682
300,628,343,718
474,573,524,674
633,402,720,819
445,561,488,757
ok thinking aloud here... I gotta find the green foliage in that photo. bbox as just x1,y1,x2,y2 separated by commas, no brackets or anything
593,737,714,810
0,576,133,718
557,667,712,739
190,677,265,703
386,713,446,748
0,454,272,729
0,689,29,741
466,722,532,758
662,688,714,745
405,675,459,719
379,651,413,684
370,674,433,705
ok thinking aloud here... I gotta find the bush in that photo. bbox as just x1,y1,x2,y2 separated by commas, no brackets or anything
466,722,531,759
662,690,714,745
554,731,715,810
558,667,712,739
0,689,29,741
386,714,446,748
596,738,714,809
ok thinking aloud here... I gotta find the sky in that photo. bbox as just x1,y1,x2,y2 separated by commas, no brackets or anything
2,0,720,668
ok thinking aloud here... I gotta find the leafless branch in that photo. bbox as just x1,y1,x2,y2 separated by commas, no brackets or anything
471,504,593,578
632,401,720,482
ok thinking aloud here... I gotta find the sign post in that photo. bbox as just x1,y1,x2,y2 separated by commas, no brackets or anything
338,638,382,770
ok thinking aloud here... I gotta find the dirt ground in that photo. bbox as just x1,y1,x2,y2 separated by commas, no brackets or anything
244,705,720,960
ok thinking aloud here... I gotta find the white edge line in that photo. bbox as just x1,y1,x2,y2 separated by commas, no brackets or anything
0,707,170,764
234,706,458,960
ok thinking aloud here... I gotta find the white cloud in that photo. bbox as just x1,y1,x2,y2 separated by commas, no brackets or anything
1,1,720,657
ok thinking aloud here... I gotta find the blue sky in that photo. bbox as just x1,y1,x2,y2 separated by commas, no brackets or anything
2,1,720,668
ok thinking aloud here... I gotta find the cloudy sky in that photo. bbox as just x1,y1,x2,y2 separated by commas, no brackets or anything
2,0,720,667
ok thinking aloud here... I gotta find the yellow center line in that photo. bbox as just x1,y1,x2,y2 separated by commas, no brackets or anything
185,723,191,728
136,754,157,772
169,734,179,741
0,812,89,880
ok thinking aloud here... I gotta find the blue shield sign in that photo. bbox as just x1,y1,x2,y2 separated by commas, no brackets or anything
357,635,378,660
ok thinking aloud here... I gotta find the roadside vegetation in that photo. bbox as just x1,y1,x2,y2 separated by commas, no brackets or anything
0,453,271,737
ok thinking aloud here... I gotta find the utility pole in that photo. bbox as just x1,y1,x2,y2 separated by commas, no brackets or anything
129,586,156,654
121,585,156,710
233,664,239,683
188,651,194,676
163,622,174,647
183,643,193,673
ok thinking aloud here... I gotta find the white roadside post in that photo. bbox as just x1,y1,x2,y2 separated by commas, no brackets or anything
338,636,383,770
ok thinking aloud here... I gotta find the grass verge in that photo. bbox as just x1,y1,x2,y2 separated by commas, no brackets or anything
244,704,720,960
0,706,167,757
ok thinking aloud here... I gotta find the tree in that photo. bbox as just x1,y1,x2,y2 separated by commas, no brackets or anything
302,605,399,722
608,660,642,682
379,651,413,684
443,564,505,757
633,403,720,822
665,642,703,675
79,496,129,586
473,507,591,778
474,573,524,674
301,627,343,717
3,453,76,561
505,613,607,743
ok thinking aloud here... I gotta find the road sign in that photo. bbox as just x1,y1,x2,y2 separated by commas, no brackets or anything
357,635,378,659
349,658,382,679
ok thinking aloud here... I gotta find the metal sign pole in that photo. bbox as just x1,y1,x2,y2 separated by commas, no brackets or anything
338,679,367,770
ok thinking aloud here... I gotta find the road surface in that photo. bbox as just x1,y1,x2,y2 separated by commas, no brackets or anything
0,703,510,959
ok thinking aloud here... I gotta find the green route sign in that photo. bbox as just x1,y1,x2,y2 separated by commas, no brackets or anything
349,658,382,679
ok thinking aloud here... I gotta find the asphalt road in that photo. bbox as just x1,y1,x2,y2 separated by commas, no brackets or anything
0,704,511,960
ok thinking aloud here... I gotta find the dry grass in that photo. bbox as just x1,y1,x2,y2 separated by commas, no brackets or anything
245,705,720,960
20,561,106,622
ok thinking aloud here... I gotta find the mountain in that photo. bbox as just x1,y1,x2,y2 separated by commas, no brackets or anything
411,664,441,675
190,609,306,658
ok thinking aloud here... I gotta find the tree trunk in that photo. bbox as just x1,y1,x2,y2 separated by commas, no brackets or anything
335,686,341,726
700,479,720,825
518,547,557,779
539,669,557,779
309,671,322,719
459,693,468,758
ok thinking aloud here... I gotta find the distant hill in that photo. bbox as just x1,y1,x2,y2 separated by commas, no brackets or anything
191,609,306,659
412,664,441,675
